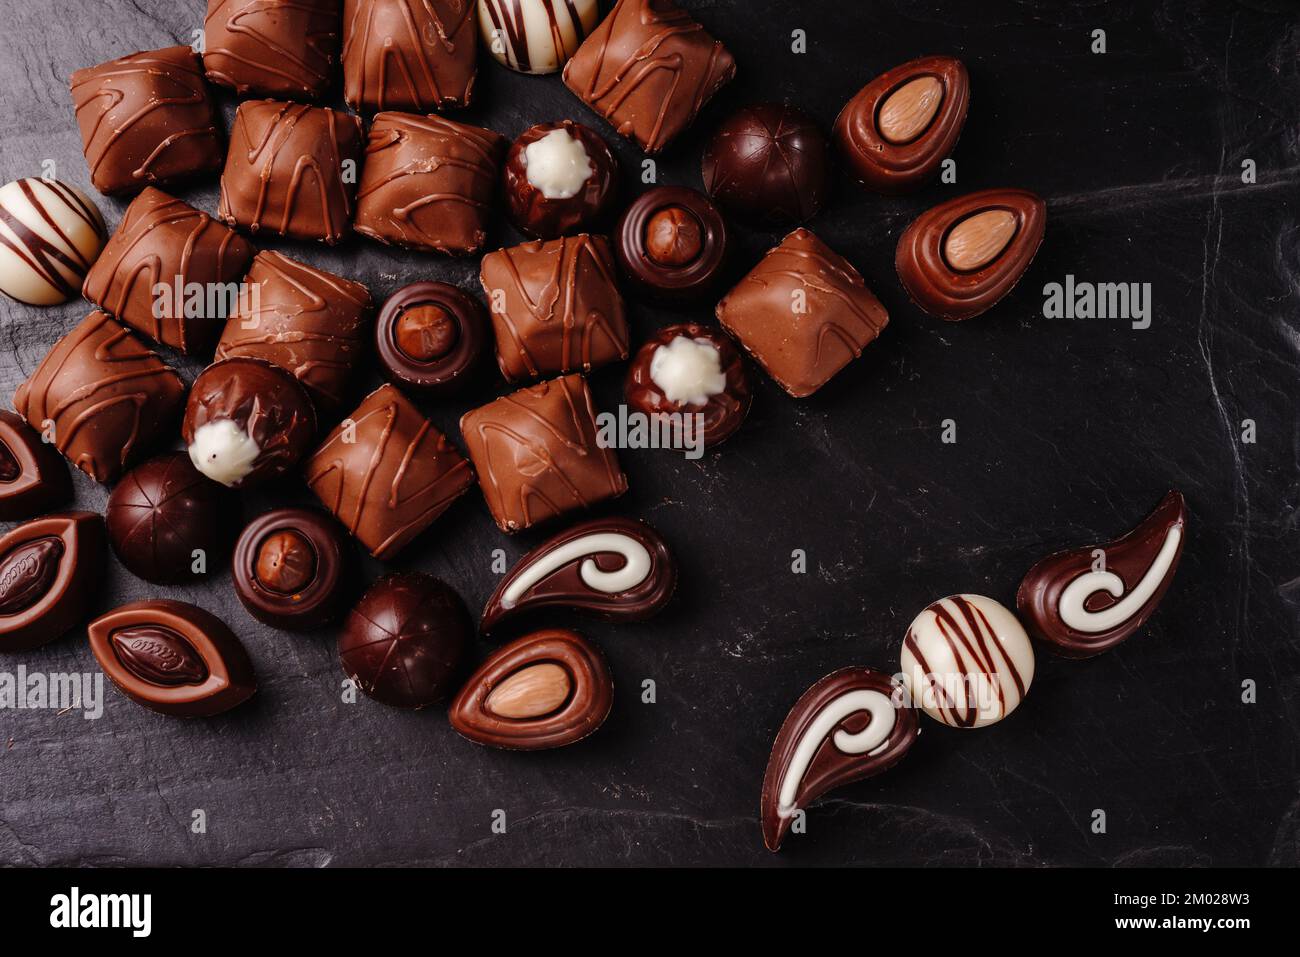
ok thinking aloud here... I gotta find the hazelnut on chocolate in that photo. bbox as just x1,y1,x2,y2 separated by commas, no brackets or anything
255,531,316,594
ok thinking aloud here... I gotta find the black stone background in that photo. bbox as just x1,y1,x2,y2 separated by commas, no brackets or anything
0,0,1297,867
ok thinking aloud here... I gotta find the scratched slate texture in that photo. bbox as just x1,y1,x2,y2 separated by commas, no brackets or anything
0,0,1297,867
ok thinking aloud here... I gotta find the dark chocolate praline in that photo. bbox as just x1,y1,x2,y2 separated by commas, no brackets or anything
375,282,487,396
232,507,354,631
614,186,728,301
503,120,618,239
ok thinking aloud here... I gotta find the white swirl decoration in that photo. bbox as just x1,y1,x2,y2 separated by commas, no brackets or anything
499,532,652,610
777,689,896,818
1058,525,1182,633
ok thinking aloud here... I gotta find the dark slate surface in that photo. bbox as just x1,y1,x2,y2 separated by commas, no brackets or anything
0,0,1297,867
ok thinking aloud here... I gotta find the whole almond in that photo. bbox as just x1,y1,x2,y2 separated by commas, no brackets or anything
485,662,571,719
877,76,944,145
943,209,1019,272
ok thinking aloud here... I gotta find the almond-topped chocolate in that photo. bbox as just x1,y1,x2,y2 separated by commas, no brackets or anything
895,187,1047,321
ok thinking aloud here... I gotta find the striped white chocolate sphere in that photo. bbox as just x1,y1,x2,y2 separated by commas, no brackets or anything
477,0,600,75
0,178,106,306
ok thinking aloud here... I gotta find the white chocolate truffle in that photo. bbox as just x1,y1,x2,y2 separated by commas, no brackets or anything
523,129,593,200
900,594,1034,729
649,336,727,407
477,0,601,75
187,419,261,487
0,178,106,305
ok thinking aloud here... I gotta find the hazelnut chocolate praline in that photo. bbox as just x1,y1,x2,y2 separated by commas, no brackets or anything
232,507,354,631
503,120,618,240
614,186,728,301
625,323,751,449
375,282,486,395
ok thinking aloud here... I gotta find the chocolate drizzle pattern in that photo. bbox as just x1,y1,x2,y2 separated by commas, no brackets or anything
0,178,107,305
355,111,506,255
13,311,185,483
480,234,629,382
215,250,372,412
83,187,255,354
561,0,736,154
203,0,340,99
70,46,223,195
342,0,478,112
305,384,475,559
219,99,364,244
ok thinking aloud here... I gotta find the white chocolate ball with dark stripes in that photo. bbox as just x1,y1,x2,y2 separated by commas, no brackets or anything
900,594,1035,729
477,0,600,75
0,178,105,306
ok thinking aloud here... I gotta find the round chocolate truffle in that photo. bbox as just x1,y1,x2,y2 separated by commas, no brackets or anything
232,507,353,631
503,120,617,239
625,323,751,449
375,282,487,395
614,186,728,301
182,356,317,488
106,452,240,585
0,178,107,306
701,103,829,224
339,573,472,709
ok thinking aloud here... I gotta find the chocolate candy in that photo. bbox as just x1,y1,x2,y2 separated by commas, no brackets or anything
0,178,106,306
182,357,317,488
761,667,919,852
716,228,888,398
900,594,1034,729
562,0,735,155
503,121,617,239
342,0,478,112
0,410,71,520
203,0,341,100
215,250,372,413
477,0,599,74
450,628,612,750
88,599,256,717
460,374,627,533
232,507,353,630
374,282,486,395
13,312,185,483
70,46,223,195
339,572,471,709
83,188,255,355
1017,491,1187,659
219,100,364,245
106,453,240,585
355,112,506,256
0,512,105,652
896,188,1047,321
614,186,728,301
834,56,970,194
702,103,829,224
480,234,629,382
624,323,750,449
481,517,676,633
305,384,474,559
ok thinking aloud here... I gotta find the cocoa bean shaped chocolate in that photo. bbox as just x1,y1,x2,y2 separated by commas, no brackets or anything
88,599,256,716
0,512,105,652
1017,490,1187,658
480,517,676,633
761,667,919,852
833,56,969,194
895,188,1046,321
449,628,612,750
0,410,71,520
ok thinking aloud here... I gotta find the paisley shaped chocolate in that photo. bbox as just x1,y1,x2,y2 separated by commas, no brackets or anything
88,600,256,716
833,55,969,194
0,410,71,520
761,667,919,852
449,628,612,750
480,517,676,633
0,512,105,652
895,188,1046,321
1017,490,1187,659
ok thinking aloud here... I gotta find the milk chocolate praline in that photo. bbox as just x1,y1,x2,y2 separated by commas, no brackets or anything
233,507,354,631
614,187,728,301
0,409,72,520
375,282,486,395
702,103,829,225
0,512,105,652
504,120,618,239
